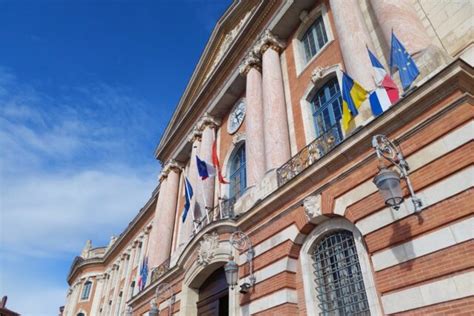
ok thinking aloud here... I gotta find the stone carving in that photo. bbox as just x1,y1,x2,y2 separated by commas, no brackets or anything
160,159,183,181
303,194,322,221
232,132,245,145
311,66,335,84
239,51,261,75
197,231,220,265
197,112,221,131
204,10,253,82
187,126,202,144
253,29,286,56
81,240,92,258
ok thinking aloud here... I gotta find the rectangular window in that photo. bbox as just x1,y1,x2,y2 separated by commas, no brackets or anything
302,16,328,63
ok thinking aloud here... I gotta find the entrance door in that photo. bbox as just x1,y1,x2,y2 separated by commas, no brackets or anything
196,268,229,316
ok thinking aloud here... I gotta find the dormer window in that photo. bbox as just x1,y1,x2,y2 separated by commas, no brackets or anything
302,16,328,63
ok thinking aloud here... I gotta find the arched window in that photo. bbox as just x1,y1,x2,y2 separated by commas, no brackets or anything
302,15,328,63
77,313,85,316
311,77,343,142
229,143,246,199
312,230,369,315
81,281,92,300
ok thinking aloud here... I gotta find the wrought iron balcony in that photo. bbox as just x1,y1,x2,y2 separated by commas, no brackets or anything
150,258,170,284
191,198,236,235
277,125,342,186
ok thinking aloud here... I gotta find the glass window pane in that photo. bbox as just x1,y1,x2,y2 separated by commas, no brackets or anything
302,15,328,62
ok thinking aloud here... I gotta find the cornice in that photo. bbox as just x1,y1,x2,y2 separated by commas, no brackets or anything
154,0,283,163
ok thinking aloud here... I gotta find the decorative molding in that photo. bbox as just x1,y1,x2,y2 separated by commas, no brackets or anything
204,10,253,82
232,132,245,145
303,194,323,221
197,231,220,265
311,65,339,84
197,112,221,131
160,159,183,180
253,29,286,56
187,127,202,144
239,51,261,75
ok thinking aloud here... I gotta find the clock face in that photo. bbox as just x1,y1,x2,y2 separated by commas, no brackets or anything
227,99,246,134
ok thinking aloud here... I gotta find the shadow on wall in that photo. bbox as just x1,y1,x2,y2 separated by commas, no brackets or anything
389,211,424,272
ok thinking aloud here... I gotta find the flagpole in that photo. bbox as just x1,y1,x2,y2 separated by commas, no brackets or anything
199,178,210,224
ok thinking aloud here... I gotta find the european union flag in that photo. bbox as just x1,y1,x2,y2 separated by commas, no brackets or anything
182,176,193,223
390,32,419,91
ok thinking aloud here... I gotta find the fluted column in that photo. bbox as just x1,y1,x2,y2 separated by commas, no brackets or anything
197,114,220,211
239,52,265,186
120,246,135,314
369,0,450,78
330,0,375,91
254,30,291,171
148,172,168,269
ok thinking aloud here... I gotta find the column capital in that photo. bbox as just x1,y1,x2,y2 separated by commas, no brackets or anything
187,126,202,144
253,29,286,56
159,159,183,181
197,112,221,131
239,51,261,75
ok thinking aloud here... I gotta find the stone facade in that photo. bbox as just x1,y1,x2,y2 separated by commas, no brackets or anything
63,1,473,315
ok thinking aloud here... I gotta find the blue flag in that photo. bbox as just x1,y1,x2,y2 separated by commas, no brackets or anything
390,32,419,91
182,176,193,223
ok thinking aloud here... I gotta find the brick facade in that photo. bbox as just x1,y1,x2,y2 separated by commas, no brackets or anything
63,1,473,315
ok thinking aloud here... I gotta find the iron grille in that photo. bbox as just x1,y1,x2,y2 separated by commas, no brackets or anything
312,231,370,316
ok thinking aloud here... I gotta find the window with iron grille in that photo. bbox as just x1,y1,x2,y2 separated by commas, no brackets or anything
312,230,370,315
302,15,328,63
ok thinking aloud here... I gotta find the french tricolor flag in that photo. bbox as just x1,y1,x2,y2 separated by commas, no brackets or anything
367,48,400,116
196,155,216,180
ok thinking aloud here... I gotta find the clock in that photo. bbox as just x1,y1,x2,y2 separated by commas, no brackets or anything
227,99,246,134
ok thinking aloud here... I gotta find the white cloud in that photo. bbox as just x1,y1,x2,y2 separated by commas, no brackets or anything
0,66,162,315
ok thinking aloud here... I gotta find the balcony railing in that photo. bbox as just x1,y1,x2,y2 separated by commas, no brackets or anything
277,125,342,186
150,258,170,284
191,198,236,236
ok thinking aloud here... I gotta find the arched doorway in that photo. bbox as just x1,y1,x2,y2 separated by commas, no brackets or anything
196,268,229,316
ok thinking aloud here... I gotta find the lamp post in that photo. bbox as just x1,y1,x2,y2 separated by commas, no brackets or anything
125,306,133,316
372,134,422,211
148,301,159,316
226,231,256,294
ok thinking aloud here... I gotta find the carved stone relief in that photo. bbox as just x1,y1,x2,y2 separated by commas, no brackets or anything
303,194,323,221
197,231,220,265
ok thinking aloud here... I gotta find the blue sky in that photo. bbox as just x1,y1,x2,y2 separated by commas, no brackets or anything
0,1,230,314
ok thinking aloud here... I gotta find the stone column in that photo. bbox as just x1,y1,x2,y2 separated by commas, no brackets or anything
369,0,450,78
147,171,168,269
197,114,220,212
154,160,181,268
254,30,291,171
330,0,375,90
239,52,265,186
119,247,134,315
179,129,202,244
90,274,106,315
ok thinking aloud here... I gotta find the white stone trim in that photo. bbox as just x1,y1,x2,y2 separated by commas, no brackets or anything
357,166,474,235
247,257,297,286
299,64,343,145
334,120,473,216
159,292,181,311
372,216,474,271
381,270,474,314
240,288,298,315
238,224,305,264
299,218,383,316
292,3,334,76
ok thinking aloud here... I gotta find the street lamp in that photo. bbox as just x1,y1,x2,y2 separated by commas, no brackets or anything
226,231,256,294
148,301,159,316
125,306,133,316
224,257,239,289
372,134,422,211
